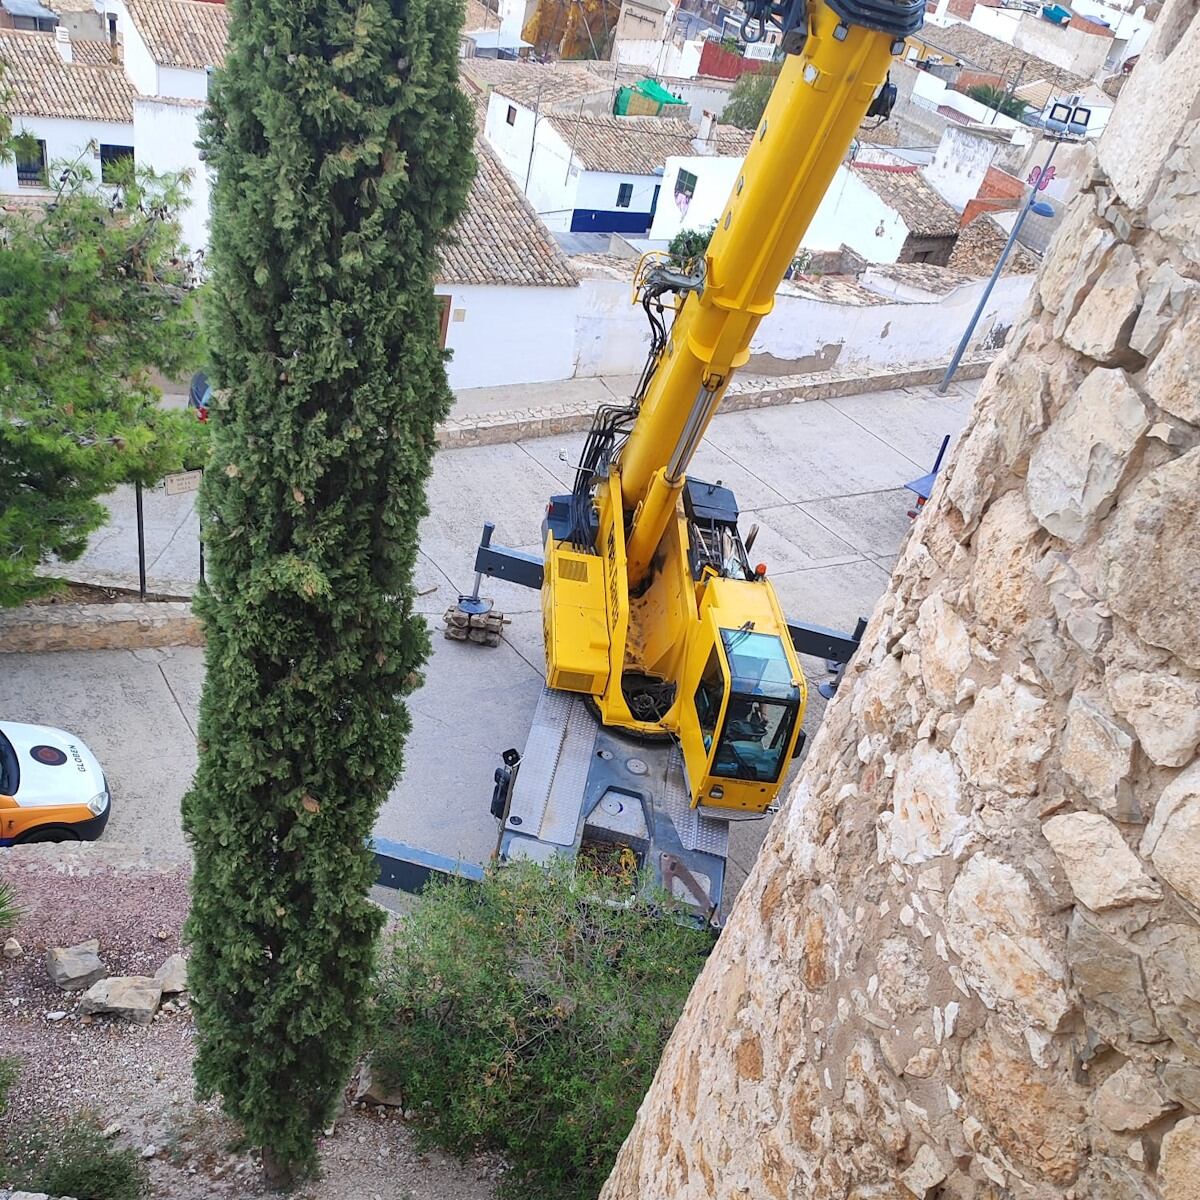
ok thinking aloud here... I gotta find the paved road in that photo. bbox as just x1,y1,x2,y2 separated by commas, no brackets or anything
2,380,979,893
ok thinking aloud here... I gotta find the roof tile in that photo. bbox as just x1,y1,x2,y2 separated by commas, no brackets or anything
0,29,136,122
850,161,960,238
125,0,229,70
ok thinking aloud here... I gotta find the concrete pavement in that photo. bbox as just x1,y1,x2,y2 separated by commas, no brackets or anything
5,378,981,891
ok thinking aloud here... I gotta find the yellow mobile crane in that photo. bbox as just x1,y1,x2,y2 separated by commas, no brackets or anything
461,0,924,918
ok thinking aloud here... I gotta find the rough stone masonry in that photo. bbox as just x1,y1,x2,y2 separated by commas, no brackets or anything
601,3,1200,1197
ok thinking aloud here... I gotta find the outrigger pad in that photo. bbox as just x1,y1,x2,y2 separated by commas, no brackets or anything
443,605,508,647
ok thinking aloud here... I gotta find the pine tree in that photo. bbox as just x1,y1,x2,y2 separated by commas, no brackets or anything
182,0,474,1185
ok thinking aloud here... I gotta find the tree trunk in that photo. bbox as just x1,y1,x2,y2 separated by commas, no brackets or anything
602,4,1200,1198
260,1145,296,1192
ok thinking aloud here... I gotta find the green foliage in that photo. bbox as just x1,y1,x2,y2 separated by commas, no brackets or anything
968,83,1027,118
668,221,716,271
0,878,18,938
0,158,202,606
3,1116,149,1200
372,863,712,1200
182,0,475,1184
723,65,781,131
0,1056,18,1117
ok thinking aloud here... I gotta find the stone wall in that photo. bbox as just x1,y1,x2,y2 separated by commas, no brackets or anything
602,4,1200,1198
0,603,202,654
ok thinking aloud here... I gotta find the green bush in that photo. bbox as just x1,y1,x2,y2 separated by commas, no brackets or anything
372,862,712,1200
668,221,717,272
0,878,18,938
3,1119,149,1200
967,83,1027,119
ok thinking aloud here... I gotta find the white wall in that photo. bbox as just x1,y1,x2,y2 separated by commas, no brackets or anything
663,77,733,122
613,36,702,78
158,65,209,101
484,93,579,230
649,153,740,240
567,268,1034,383
0,114,135,194
921,126,1000,211
575,169,661,221
1012,14,1112,79
438,283,579,389
108,0,157,95
910,70,1022,130
133,99,209,254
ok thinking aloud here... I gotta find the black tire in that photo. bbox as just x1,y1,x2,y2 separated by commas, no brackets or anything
16,825,81,845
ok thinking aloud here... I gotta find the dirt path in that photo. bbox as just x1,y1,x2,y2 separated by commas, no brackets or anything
0,845,499,1200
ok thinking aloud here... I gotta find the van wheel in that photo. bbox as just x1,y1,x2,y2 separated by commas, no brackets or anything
16,826,81,845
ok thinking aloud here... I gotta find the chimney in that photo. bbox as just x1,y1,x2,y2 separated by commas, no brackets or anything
692,108,717,154
107,13,119,64
53,26,73,64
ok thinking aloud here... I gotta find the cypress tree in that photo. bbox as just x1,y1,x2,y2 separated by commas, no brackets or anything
182,0,473,1185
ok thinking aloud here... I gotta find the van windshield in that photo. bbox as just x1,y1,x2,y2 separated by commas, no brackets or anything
0,731,19,796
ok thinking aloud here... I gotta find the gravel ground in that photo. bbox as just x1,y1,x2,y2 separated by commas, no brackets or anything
0,846,498,1200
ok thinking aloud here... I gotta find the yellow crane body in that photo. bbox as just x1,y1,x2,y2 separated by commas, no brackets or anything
470,0,925,918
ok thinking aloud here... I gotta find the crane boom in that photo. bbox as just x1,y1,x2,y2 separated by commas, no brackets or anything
620,1,918,583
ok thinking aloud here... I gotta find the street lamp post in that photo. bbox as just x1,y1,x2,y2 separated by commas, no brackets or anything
937,139,1059,394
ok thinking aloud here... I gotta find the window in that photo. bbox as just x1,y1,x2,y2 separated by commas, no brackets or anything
674,167,697,217
709,630,801,783
15,138,47,188
506,104,517,126
616,181,634,208
100,144,135,184
435,295,451,348
693,650,724,752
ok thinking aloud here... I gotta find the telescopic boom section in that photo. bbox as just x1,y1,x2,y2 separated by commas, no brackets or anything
618,1,913,586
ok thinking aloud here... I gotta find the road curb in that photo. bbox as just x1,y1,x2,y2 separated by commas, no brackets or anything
0,601,202,654
436,354,996,449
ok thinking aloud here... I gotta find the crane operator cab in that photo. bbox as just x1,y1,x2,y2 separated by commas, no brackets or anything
678,586,809,818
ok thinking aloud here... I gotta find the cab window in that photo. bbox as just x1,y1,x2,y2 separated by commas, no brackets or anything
710,629,800,783
693,649,723,751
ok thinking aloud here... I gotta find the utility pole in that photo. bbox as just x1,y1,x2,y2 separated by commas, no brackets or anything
938,136,1059,393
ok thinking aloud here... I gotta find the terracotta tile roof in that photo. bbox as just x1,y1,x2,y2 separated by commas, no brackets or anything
544,113,697,175
0,29,136,122
936,103,973,125
864,261,976,294
919,23,1089,96
438,137,577,288
125,0,230,70
71,37,120,66
463,0,499,31
850,161,960,238
947,212,1040,276
460,59,619,109
778,275,891,306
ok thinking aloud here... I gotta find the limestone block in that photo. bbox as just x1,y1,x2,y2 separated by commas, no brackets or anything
1105,666,1200,768
1142,763,1200,908
1100,448,1200,671
1098,0,1200,210
78,976,163,1025
916,594,972,709
1130,261,1197,357
885,740,969,865
1026,368,1147,543
1067,911,1159,1043
969,491,1047,635
900,1144,947,1196
1143,924,1200,1061
944,415,1002,535
1161,1062,1200,1112
1159,1116,1200,1200
1145,311,1200,426
153,953,188,995
1038,197,1115,320
960,1033,1085,1184
1149,122,1200,262
45,940,104,992
1096,1061,1178,1131
1061,695,1136,817
943,855,1071,1030
1063,244,1144,363
1043,811,1162,910
952,676,1053,797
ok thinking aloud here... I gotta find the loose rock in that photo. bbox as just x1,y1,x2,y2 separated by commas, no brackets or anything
78,976,163,1026
153,953,188,995
3,937,21,959
45,939,104,992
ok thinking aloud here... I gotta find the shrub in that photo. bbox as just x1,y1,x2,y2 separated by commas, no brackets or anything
0,878,18,937
668,221,717,272
372,861,713,1200
967,83,1028,119
3,1119,148,1200
0,1055,18,1117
